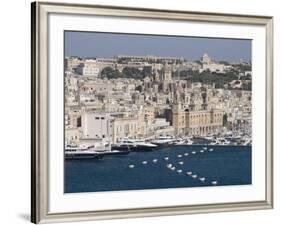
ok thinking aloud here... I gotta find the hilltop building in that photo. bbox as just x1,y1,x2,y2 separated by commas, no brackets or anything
200,53,226,73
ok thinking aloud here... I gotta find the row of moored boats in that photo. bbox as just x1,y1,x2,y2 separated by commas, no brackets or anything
65,135,251,159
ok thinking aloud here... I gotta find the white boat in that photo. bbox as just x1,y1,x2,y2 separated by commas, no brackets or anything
101,149,130,156
211,180,218,185
65,142,127,159
177,169,183,173
151,136,176,146
217,138,230,145
204,135,215,141
65,149,104,159
199,177,206,182
174,138,194,146
210,138,230,145
113,138,157,151
186,171,192,175
128,164,135,169
65,144,90,151
242,138,252,146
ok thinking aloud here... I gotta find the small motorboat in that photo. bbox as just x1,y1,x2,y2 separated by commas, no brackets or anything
177,169,183,174
211,180,218,185
199,177,206,182
142,161,148,165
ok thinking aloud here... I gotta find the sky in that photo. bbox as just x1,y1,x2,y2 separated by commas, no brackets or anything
65,31,251,63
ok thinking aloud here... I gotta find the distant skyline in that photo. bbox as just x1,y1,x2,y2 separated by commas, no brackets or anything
65,31,251,63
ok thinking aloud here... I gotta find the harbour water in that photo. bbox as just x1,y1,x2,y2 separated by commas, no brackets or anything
64,145,251,193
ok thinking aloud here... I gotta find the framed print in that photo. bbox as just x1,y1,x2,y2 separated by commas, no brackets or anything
31,1,273,224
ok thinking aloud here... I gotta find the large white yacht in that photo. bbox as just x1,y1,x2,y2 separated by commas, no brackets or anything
64,149,104,159
65,139,130,159
113,138,157,151
151,136,176,146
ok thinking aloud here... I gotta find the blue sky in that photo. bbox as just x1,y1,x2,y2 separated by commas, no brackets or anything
65,31,251,63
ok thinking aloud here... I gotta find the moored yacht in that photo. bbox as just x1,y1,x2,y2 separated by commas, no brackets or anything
65,144,91,151
174,138,193,146
210,137,230,145
151,136,176,146
65,149,104,159
204,135,215,141
113,138,157,151
65,140,130,159
242,138,252,146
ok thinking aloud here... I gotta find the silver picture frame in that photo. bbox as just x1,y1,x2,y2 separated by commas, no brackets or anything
31,1,273,223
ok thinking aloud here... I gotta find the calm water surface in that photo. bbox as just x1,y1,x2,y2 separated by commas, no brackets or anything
64,145,251,193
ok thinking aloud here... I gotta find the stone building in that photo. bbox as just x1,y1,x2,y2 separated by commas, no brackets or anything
172,103,223,136
200,53,226,73
111,113,139,143
64,56,82,72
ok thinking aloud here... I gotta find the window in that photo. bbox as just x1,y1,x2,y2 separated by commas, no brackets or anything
77,117,81,127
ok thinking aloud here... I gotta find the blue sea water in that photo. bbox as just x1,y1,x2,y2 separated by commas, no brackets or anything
64,145,251,193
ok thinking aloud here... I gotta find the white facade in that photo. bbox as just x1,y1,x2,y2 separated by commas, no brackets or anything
200,53,225,73
201,63,225,73
77,59,100,76
201,53,212,64
81,112,113,139
77,65,100,76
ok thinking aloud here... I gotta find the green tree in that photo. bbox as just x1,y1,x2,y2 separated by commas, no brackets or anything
218,61,230,65
101,67,121,79
141,66,152,77
122,67,144,79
